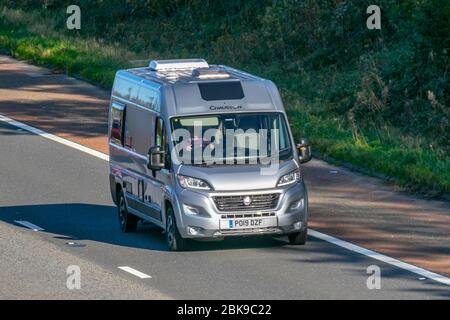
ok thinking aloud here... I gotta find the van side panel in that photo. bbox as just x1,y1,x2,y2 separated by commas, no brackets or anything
124,103,156,155
109,75,166,226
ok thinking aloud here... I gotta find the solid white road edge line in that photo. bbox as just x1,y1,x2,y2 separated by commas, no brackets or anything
118,266,152,279
14,220,44,232
308,230,450,286
1,113,449,286
0,114,109,161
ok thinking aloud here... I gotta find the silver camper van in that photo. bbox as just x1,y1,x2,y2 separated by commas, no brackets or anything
108,59,312,251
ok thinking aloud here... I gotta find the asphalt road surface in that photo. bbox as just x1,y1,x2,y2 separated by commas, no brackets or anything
0,121,449,299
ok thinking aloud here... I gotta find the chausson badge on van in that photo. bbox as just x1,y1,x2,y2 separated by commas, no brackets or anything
209,105,242,111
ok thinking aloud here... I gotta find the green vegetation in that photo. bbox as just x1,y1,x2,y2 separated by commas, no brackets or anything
0,1,449,195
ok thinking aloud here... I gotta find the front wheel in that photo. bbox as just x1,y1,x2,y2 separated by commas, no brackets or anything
117,190,138,232
288,228,307,245
166,207,188,251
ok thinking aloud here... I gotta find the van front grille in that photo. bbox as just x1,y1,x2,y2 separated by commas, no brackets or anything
213,193,280,212
221,212,276,219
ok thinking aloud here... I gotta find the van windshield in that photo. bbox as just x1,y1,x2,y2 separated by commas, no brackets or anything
170,113,293,165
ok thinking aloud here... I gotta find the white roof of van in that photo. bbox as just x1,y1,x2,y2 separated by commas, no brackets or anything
115,59,285,116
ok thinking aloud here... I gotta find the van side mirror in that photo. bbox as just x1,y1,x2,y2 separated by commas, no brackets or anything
147,146,165,171
297,138,312,163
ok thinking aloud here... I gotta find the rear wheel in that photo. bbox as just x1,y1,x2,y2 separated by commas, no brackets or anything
117,190,138,232
288,228,307,245
166,206,188,251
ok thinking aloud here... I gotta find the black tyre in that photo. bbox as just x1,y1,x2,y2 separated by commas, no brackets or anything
117,190,138,232
288,228,307,245
166,206,188,251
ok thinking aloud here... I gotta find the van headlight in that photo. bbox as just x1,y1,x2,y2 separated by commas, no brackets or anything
277,169,301,187
178,175,212,190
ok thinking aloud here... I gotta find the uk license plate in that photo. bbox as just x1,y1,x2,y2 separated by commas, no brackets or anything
220,217,277,230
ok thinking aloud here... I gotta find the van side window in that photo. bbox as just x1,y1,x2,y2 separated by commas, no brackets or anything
110,102,126,146
112,77,139,102
138,86,160,112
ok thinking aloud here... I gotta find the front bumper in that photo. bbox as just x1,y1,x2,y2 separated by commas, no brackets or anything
173,180,308,239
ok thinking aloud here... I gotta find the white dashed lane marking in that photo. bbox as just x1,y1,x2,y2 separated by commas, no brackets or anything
118,266,152,279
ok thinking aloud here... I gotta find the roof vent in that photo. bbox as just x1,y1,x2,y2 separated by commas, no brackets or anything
192,67,230,80
149,59,209,71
